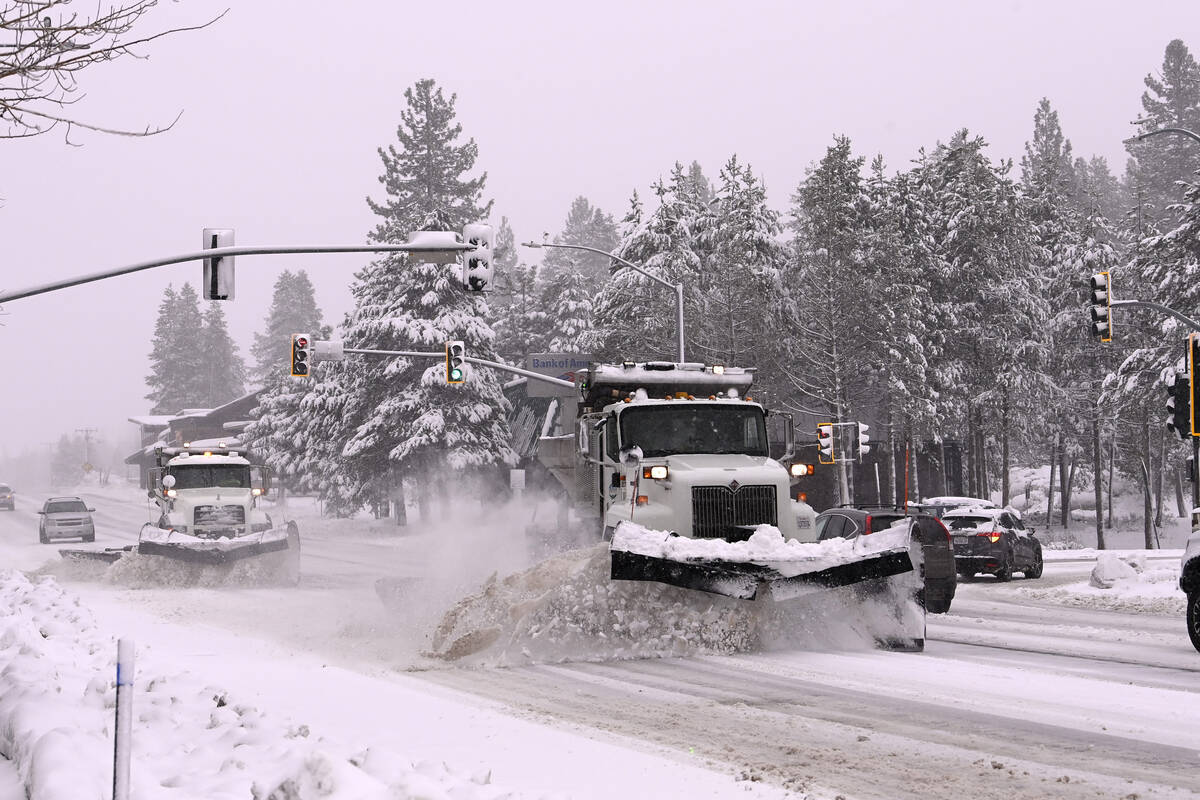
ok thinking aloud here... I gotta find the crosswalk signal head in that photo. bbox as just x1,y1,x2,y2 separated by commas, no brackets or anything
1088,272,1112,342
291,333,312,378
446,340,466,384
817,423,835,464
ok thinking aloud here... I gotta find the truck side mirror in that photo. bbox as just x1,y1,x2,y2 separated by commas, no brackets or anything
577,419,590,456
162,475,176,489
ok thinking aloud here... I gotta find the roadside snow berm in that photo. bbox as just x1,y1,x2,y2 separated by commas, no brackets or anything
609,521,915,601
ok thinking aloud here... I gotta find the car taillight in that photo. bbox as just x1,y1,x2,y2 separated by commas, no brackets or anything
863,514,874,535
976,530,1001,543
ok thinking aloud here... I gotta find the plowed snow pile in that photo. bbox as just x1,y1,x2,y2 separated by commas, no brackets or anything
426,543,920,665
0,570,518,800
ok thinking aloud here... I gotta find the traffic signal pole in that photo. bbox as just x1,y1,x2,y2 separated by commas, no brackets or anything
339,347,575,390
1110,299,1200,333
0,243,474,305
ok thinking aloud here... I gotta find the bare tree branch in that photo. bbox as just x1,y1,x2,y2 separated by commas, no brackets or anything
0,1,226,140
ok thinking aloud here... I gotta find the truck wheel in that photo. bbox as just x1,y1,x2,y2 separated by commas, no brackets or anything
926,589,951,614
1188,591,1200,653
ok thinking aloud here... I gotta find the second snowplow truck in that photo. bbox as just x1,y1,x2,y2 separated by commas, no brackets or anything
538,361,915,601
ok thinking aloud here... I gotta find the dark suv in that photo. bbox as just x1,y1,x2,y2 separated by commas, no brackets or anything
942,507,1042,581
815,507,957,613
0,484,13,510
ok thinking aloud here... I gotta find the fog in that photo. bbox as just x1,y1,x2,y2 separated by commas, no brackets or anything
0,0,1192,463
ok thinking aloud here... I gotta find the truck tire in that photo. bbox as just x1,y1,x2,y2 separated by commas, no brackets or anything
926,589,951,614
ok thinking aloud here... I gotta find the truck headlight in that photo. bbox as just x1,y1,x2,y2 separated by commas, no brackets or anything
642,465,669,480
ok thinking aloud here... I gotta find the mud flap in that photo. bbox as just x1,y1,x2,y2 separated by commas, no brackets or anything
610,548,914,601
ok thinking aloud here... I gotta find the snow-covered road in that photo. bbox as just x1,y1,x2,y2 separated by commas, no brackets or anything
2,485,1198,800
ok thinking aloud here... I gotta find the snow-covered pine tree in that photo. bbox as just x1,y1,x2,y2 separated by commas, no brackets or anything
540,196,619,294
696,155,785,371
489,217,547,362
857,158,937,502
250,270,331,385
783,137,874,501
911,131,1047,502
145,283,207,414
197,301,246,408
331,79,511,517
1127,39,1200,228
245,270,332,492
538,196,617,351
50,434,83,488
588,166,707,361
1020,99,1089,511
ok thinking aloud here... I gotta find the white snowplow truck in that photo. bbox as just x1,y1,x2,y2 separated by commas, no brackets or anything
538,362,916,603
61,444,300,584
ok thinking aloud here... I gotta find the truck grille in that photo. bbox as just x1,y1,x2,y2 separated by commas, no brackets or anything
194,505,246,527
691,485,777,541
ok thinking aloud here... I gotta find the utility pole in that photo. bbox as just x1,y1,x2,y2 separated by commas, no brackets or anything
75,427,97,469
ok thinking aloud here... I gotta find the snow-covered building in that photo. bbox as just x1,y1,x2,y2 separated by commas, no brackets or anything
124,390,264,487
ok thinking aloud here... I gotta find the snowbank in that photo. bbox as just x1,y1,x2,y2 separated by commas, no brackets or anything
0,570,518,800
1017,554,1186,615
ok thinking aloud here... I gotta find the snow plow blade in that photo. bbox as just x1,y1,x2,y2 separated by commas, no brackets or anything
608,521,917,601
135,535,292,565
610,548,914,601
58,546,134,564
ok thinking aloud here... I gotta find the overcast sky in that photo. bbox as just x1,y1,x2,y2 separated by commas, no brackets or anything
1,0,1195,462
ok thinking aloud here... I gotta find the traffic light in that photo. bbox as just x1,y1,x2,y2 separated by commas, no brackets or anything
1088,272,1111,342
291,333,312,378
446,340,466,384
462,223,494,292
1190,333,1200,438
817,423,834,464
202,228,235,300
854,423,871,458
1167,371,1191,441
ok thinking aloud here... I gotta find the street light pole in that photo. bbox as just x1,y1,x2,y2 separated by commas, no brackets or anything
521,241,686,362
1125,127,1200,146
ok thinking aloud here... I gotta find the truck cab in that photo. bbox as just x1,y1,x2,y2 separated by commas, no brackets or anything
149,446,273,539
545,362,815,543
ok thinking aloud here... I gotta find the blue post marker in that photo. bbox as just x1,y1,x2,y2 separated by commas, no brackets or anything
113,639,134,800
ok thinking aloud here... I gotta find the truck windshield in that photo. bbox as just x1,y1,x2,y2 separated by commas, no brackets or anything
619,405,768,457
169,465,251,490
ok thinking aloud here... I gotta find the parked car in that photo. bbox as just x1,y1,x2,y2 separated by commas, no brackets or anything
942,506,1042,581
815,507,957,613
0,483,13,510
38,496,96,543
